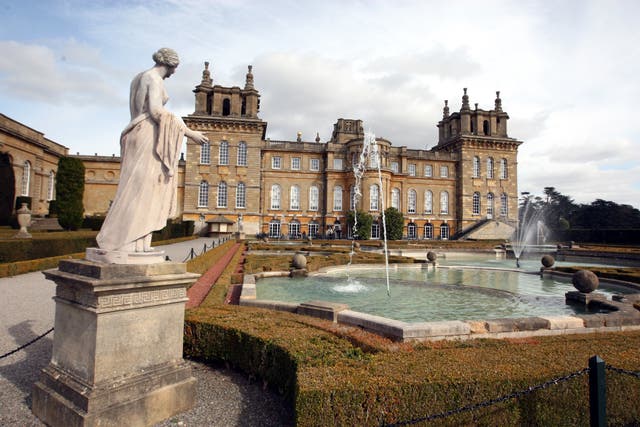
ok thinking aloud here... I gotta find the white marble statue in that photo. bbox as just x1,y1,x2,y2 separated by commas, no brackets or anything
97,48,208,252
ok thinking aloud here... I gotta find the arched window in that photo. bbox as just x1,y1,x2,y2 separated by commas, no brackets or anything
200,141,211,164
369,184,379,211
290,185,300,210
500,193,509,217
47,170,55,201
269,219,281,238
472,156,480,178
333,186,342,211
483,120,489,135
487,193,494,218
219,141,229,165
440,191,449,215
237,141,247,166
309,185,319,211
236,182,246,208
217,181,227,208
407,222,417,239
391,188,400,209
424,190,433,214
408,189,417,214
21,161,31,196
289,219,301,238
472,192,481,215
470,119,475,134
424,223,434,239
198,181,209,207
487,157,494,179
500,158,508,179
222,98,231,116
270,184,281,209
440,223,450,240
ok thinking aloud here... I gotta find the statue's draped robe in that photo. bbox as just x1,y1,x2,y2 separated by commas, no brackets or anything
97,74,185,251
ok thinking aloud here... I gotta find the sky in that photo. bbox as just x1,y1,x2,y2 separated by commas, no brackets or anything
1,0,639,208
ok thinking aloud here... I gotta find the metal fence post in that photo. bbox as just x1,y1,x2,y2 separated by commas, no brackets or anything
589,355,606,427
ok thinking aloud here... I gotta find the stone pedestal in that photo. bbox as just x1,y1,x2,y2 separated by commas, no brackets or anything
32,259,199,427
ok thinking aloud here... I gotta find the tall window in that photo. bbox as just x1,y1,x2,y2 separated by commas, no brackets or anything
487,193,494,218
424,223,433,239
370,184,379,211
217,182,227,208
333,186,342,211
291,157,301,170
371,221,380,239
408,164,416,176
47,170,55,201
408,223,417,239
440,165,449,178
270,184,281,209
272,156,281,169
309,221,319,238
472,192,481,215
290,185,300,210
237,141,247,166
424,190,433,214
198,181,209,207
472,156,480,178
408,189,417,214
391,188,400,209
391,162,399,173
500,158,508,179
269,220,281,238
236,182,246,208
218,141,229,165
200,142,211,164
500,193,509,216
310,158,320,171
487,157,494,179
424,165,433,177
309,185,319,211
440,223,450,240
440,191,449,215
21,161,30,196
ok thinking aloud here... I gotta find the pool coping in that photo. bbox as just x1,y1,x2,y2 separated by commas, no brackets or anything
238,264,640,342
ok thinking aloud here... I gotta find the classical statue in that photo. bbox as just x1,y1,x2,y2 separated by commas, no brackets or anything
97,48,208,252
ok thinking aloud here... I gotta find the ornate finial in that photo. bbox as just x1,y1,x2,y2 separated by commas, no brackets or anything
244,65,254,90
315,132,321,143
495,90,502,111
443,100,449,118
297,131,302,142
201,61,212,86
474,103,478,110
461,88,470,110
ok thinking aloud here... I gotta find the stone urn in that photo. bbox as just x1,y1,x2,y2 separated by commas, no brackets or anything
292,253,307,269
427,251,437,262
572,270,599,293
14,203,32,239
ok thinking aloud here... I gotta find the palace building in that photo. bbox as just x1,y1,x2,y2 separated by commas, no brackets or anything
181,63,522,240
2,62,522,240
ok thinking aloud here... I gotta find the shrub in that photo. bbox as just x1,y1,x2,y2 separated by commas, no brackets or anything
347,210,373,240
56,157,85,230
384,207,404,240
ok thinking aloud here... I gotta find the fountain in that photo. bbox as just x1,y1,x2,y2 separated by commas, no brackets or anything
512,197,548,268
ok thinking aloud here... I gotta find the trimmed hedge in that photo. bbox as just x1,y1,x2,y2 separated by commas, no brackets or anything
185,306,640,426
0,234,97,263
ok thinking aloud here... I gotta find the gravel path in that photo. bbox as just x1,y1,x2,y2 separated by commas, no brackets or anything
0,240,293,426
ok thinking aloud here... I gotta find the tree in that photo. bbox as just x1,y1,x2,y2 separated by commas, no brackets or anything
55,157,85,230
383,207,404,240
347,210,373,240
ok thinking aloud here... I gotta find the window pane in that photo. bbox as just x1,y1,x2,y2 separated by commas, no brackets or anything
237,142,247,166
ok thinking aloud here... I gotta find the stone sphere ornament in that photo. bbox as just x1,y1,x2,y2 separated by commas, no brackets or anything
427,251,437,262
572,270,599,293
292,253,307,269
541,255,555,268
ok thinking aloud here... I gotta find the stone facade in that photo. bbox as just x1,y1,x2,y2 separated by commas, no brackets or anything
0,114,68,220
